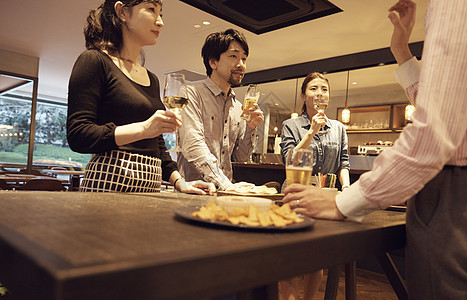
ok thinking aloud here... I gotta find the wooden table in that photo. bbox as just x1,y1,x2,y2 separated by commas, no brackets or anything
0,191,406,300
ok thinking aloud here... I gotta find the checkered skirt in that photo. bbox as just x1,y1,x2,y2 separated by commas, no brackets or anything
79,150,162,193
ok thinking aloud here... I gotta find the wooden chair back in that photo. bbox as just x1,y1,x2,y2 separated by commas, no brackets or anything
21,179,66,191
19,169,43,176
0,179,9,190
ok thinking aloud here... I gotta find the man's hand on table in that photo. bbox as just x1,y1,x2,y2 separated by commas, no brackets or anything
283,184,345,220
177,179,216,195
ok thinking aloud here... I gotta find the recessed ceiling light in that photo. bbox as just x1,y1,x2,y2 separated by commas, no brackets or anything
202,21,211,25
194,24,202,28
352,82,357,85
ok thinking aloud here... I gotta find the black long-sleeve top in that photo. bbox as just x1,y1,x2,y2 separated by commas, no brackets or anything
67,50,177,181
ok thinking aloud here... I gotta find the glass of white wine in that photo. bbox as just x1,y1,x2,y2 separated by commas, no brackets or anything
285,148,313,186
313,97,329,113
240,84,260,121
163,73,189,152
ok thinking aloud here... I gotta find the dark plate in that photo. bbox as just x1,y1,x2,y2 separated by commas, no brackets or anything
174,206,315,231
385,205,407,212
217,191,283,201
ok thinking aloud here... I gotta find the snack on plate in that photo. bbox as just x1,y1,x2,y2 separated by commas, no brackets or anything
192,201,303,227
216,196,272,213
225,182,278,195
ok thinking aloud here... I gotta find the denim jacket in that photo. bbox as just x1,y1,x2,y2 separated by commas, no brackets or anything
280,112,350,175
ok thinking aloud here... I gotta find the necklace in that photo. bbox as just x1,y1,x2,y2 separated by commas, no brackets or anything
119,56,142,72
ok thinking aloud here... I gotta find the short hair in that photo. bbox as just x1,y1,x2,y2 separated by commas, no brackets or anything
201,28,249,76
301,72,330,114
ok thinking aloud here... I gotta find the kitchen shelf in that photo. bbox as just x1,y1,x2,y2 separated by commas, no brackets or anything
337,104,410,133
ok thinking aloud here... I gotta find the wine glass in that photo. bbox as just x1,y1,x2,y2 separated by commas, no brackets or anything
240,84,260,121
163,73,189,152
313,97,329,113
285,148,313,186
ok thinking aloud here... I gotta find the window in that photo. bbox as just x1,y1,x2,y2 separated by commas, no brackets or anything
0,90,91,168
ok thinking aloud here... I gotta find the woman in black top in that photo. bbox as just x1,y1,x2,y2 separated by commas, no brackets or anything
67,0,214,194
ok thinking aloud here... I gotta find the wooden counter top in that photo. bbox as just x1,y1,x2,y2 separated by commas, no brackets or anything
0,191,405,300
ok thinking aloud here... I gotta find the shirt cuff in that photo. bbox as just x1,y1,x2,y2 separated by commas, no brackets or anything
335,181,379,222
394,56,421,90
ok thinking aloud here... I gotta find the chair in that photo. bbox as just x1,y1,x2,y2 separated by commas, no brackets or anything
21,178,66,191
19,168,43,176
0,179,9,190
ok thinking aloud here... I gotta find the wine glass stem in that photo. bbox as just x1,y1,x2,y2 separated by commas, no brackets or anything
173,108,181,150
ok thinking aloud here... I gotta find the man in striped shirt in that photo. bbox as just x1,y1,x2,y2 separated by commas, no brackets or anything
283,0,467,298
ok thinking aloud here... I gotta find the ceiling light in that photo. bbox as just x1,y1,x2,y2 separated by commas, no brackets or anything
202,21,211,25
341,71,351,125
194,24,202,28
405,104,415,122
352,82,357,85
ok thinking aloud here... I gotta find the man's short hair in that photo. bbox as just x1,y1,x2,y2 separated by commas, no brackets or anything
201,28,249,76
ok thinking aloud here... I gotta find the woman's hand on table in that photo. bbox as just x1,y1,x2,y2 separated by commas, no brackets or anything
282,184,345,220
176,179,216,195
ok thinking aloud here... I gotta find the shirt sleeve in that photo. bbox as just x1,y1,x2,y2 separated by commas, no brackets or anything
232,124,255,163
339,123,350,170
67,51,118,153
337,0,467,221
179,86,232,190
394,56,421,105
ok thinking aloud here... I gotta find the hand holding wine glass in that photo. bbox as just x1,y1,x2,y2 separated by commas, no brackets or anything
241,84,261,121
163,73,189,152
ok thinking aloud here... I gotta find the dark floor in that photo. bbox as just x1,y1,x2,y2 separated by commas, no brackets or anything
312,268,399,300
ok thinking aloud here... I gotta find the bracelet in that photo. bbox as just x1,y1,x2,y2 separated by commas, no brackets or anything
173,178,182,189
342,185,350,190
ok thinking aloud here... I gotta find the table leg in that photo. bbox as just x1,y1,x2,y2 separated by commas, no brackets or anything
377,252,408,300
324,265,340,300
70,175,81,191
344,261,356,300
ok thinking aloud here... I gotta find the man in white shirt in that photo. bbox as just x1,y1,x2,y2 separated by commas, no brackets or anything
283,0,467,298
177,29,264,190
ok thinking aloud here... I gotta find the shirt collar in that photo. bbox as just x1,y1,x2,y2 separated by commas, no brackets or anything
204,77,235,102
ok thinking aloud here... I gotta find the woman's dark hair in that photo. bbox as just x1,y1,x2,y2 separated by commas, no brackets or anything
84,0,162,56
300,72,330,114
201,28,249,76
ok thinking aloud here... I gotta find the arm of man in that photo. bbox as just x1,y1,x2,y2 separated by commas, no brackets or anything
233,103,264,162
337,0,467,221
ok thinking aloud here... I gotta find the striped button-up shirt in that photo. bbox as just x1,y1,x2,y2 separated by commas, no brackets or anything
178,78,255,190
337,0,467,220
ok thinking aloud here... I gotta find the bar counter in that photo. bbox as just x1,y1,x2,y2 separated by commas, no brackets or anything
232,155,374,186
0,191,405,300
